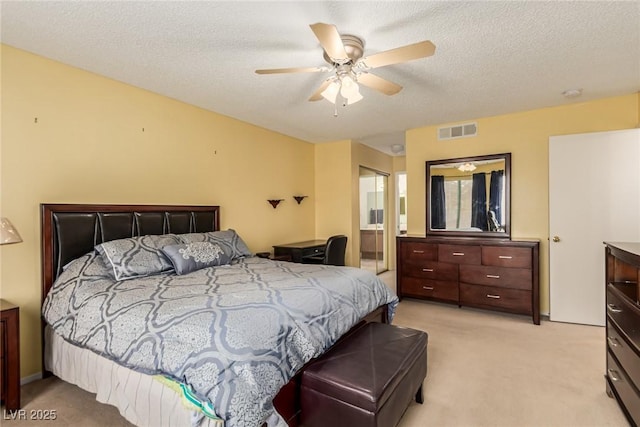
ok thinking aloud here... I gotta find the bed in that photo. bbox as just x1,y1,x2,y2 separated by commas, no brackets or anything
40,204,398,427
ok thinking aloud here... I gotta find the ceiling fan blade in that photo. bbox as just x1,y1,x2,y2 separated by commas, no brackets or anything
310,23,349,61
361,41,436,69
308,79,333,101
255,66,327,74
357,73,403,96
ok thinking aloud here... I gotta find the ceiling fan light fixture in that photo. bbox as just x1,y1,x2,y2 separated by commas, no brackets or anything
321,81,340,104
338,74,363,105
339,75,357,96
458,163,476,172
346,89,363,105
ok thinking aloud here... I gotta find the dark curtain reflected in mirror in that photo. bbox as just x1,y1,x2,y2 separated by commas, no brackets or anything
471,173,487,230
431,175,446,229
489,170,504,231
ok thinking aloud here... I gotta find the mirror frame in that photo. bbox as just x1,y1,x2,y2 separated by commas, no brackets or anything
426,152,511,239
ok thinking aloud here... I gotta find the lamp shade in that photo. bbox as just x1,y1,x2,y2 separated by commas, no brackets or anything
340,75,357,98
346,89,363,105
340,76,363,105
321,81,340,104
0,218,23,244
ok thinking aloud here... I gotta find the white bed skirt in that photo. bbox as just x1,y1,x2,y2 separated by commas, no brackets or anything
44,326,221,427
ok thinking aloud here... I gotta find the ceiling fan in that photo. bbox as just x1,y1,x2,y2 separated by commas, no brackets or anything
255,23,436,107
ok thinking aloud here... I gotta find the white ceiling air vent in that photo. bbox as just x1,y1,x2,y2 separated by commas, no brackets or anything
438,122,477,140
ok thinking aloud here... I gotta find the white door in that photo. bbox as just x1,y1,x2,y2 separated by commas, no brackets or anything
549,129,640,326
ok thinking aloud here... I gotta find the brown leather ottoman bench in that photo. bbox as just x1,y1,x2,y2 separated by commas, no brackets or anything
300,322,428,427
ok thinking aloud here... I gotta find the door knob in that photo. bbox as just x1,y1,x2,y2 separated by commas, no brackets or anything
552,236,560,242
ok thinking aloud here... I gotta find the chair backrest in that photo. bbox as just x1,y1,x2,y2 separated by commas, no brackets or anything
324,235,348,266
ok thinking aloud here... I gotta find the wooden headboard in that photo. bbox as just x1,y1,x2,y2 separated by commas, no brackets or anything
40,204,220,303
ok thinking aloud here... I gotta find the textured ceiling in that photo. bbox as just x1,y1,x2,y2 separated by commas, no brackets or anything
2,1,639,155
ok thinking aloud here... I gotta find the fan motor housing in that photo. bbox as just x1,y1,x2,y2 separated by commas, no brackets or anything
323,34,364,65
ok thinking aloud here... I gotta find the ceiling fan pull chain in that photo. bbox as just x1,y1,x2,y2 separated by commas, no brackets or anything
333,103,338,117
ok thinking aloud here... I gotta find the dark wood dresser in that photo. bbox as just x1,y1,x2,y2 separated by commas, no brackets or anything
604,242,640,426
397,236,540,324
0,299,20,411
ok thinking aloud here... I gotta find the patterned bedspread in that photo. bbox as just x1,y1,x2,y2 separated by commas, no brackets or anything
43,252,398,427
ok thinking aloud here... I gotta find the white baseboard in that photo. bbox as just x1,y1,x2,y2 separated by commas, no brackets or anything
21,372,43,385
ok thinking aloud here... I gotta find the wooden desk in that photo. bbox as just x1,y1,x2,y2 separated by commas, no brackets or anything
0,299,20,411
273,240,326,263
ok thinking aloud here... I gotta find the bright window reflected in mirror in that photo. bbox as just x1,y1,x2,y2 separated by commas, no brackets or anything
444,178,472,229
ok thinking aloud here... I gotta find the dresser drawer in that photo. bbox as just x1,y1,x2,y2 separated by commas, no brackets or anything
403,261,458,281
459,265,531,290
607,284,640,352
401,242,437,264
482,246,532,268
401,277,458,302
460,283,532,314
607,351,640,426
607,322,640,391
438,244,481,265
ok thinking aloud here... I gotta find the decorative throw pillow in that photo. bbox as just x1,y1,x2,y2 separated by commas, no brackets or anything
95,234,181,281
161,242,231,275
178,229,252,259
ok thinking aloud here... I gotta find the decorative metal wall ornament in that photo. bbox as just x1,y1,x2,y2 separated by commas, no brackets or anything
293,196,308,204
268,199,284,209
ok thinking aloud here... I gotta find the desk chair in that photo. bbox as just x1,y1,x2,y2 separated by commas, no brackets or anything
304,235,348,266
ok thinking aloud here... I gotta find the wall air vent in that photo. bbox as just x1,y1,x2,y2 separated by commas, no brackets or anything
438,122,478,140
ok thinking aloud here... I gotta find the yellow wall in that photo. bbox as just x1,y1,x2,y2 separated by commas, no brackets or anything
314,140,398,268
406,93,640,315
314,140,354,263
314,141,397,269
0,45,316,378
393,156,406,172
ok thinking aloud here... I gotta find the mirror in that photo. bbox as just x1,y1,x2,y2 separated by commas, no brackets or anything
426,153,511,238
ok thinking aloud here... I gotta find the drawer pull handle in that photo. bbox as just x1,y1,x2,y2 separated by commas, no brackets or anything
607,369,621,382
486,274,500,279
486,294,501,299
452,252,465,256
413,250,425,254
498,255,512,259
422,268,434,272
607,336,620,347
422,286,434,290
607,303,622,313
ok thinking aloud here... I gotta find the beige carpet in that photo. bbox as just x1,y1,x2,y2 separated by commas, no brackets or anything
2,271,629,427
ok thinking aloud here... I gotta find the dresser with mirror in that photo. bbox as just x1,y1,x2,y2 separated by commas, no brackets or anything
397,152,540,324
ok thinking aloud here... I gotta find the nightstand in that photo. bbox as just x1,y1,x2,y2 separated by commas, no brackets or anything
0,300,20,411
